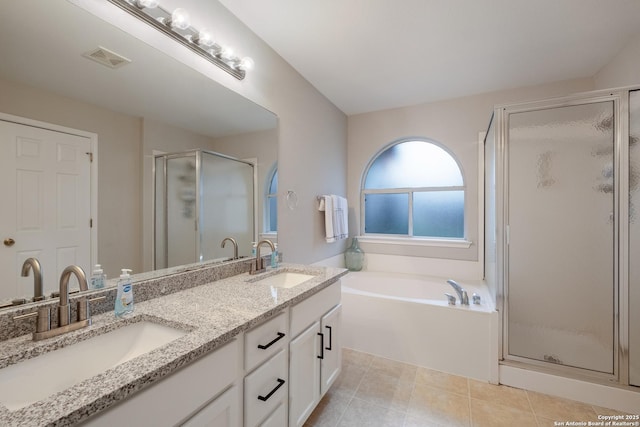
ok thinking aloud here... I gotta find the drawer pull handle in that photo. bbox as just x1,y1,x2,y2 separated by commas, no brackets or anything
257,378,285,402
325,325,332,351
257,332,286,350
317,332,324,359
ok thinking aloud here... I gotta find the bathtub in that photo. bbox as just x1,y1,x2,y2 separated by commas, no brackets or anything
341,271,499,381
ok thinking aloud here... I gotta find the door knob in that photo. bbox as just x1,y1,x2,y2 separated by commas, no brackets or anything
4,238,15,247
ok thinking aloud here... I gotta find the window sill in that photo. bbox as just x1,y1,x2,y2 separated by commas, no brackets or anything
357,235,472,249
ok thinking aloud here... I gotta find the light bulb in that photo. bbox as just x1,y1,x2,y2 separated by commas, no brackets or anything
196,29,214,47
170,8,190,30
135,0,158,8
220,46,234,60
238,57,255,71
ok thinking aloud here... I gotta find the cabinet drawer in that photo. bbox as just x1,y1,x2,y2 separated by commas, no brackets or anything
291,280,341,337
245,311,288,371
259,402,286,427
244,349,288,427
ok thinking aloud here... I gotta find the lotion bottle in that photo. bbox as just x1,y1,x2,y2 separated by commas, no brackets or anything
90,264,106,289
115,268,134,317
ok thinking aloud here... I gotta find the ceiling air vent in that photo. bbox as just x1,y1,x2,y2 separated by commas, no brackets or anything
82,47,131,69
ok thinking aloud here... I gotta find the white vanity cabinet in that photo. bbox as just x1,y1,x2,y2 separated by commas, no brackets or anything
77,279,342,427
82,339,241,427
244,310,289,427
288,281,342,427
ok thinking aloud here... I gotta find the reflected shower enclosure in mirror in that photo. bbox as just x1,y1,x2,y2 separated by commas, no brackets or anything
0,0,277,308
154,150,255,269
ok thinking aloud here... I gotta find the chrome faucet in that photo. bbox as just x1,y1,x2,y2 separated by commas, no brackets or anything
13,265,104,341
446,279,469,305
221,237,239,260
58,265,88,327
251,239,275,274
21,258,44,302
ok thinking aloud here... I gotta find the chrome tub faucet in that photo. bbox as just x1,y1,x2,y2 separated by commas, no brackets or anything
446,279,469,305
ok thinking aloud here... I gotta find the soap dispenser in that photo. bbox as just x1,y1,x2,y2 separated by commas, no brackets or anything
115,268,134,317
90,264,106,289
270,243,279,268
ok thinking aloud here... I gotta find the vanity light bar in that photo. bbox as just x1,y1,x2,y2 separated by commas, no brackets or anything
107,0,253,80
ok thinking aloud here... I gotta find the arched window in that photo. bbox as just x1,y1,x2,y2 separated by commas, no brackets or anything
265,165,278,233
362,139,464,238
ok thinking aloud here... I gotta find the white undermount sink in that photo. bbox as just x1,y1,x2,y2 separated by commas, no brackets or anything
254,271,316,289
0,320,186,410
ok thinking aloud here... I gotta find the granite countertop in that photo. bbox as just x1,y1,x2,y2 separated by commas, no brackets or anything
0,263,347,427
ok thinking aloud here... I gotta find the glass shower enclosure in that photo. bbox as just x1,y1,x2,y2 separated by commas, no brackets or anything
485,87,639,387
154,150,255,269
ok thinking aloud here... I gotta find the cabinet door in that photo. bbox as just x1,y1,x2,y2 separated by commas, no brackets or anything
181,385,239,427
320,304,341,396
289,321,321,427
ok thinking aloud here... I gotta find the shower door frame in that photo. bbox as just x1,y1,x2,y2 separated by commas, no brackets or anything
494,88,632,386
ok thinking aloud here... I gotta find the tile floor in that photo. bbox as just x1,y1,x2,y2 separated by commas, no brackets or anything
305,348,633,427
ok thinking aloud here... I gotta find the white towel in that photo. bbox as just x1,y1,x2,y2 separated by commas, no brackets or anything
318,195,348,242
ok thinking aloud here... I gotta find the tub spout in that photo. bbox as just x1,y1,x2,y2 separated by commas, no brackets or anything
446,279,469,305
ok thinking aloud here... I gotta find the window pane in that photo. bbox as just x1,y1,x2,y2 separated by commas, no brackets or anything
364,193,408,234
269,169,278,194
413,191,464,238
268,195,277,231
365,140,463,189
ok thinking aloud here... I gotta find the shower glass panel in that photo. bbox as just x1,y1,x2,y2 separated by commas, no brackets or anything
165,154,198,268
199,151,254,262
154,150,255,269
630,90,640,386
507,101,615,374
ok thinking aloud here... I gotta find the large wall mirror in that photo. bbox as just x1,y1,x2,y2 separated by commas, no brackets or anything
0,0,278,307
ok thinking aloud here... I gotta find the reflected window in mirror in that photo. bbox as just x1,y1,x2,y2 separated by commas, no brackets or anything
265,165,278,233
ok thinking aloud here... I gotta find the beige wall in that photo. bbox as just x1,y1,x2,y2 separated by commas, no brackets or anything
595,32,640,90
348,77,594,261
0,77,141,279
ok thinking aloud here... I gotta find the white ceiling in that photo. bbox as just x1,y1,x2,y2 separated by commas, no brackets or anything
219,0,640,115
